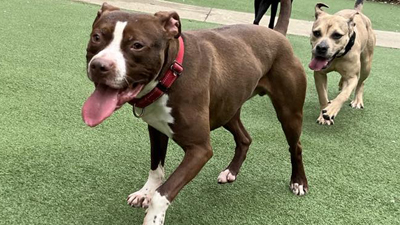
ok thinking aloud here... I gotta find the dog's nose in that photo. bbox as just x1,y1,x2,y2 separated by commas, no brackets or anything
90,58,114,76
316,43,329,55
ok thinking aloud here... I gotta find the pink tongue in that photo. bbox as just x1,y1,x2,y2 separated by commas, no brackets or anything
309,57,329,71
82,84,119,127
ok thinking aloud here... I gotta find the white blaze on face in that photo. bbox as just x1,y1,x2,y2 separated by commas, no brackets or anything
88,21,127,88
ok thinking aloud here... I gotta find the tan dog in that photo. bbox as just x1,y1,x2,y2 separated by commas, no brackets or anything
309,0,375,125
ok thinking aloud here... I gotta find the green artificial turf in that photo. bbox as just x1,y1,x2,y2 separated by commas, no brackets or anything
0,0,399,224
168,0,400,32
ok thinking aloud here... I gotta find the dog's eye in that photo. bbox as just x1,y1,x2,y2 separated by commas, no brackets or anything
131,42,144,50
313,31,321,38
332,33,343,40
92,33,101,43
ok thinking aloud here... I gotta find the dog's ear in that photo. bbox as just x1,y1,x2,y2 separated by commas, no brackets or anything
154,11,181,38
98,2,120,15
315,3,329,19
92,2,120,27
348,12,358,30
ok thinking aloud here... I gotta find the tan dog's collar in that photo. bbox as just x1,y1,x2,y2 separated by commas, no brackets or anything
336,32,356,58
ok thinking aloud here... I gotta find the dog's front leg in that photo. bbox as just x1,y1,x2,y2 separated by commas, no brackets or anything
321,76,358,124
314,72,331,125
143,142,213,225
127,126,168,208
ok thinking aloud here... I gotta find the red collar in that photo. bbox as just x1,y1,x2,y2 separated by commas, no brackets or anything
130,37,184,113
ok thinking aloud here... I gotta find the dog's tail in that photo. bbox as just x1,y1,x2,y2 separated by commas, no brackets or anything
354,0,364,12
273,0,292,36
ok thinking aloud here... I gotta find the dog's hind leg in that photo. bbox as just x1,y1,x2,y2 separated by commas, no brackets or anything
351,53,373,109
217,108,252,184
271,95,308,195
127,126,169,208
259,60,308,195
274,103,308,195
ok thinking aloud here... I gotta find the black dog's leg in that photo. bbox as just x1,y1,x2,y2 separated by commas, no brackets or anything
269,1,279,28
254,0,262,24
254,0,271,25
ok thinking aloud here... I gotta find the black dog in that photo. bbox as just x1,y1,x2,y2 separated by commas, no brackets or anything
253,0,293,28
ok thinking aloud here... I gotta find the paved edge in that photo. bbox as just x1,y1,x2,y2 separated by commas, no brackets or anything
76,0,400,49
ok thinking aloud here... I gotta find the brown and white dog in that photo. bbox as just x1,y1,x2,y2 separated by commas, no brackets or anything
82,1,307,224
309,0,376,125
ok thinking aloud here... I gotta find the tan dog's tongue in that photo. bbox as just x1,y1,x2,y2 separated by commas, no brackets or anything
82,84,119,127
309,57,329,71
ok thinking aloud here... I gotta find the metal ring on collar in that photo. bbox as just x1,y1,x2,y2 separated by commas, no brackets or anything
133,105,145,118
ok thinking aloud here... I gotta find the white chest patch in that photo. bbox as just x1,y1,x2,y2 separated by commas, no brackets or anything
133,80,174,137
88,21,127,86
134,94,174,138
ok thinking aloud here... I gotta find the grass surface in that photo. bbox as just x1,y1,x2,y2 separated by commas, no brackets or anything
168,0,400,32
0,0,399,224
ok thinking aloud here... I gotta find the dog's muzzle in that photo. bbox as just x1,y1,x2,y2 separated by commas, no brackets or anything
315,42,329,57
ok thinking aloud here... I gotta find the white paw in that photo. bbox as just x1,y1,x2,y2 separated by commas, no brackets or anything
321,104,340,123
127,166,164,208
217,169,236,184
127,190,152,208
350,100,364,109
316,101,342,125
290,182,307,196
316,114,334,125
143,192,170,225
